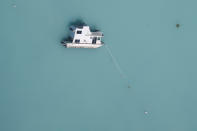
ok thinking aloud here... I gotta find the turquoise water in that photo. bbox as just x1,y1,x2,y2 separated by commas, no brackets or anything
1,0,197,130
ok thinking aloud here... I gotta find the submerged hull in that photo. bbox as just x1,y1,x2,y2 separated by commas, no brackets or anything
62,43,103,48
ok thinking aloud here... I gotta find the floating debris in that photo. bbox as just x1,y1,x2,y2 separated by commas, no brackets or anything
176,24,180,28
144,111,149,115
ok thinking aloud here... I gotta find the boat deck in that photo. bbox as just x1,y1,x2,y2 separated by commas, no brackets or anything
62,43,103,48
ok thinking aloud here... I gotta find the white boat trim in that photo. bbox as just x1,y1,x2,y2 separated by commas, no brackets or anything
63,43,103,48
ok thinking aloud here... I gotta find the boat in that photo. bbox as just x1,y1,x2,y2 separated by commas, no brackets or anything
61,25,104,48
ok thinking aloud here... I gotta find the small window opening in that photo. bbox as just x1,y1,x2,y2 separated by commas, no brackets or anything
75,39,80,43
77,31,82,34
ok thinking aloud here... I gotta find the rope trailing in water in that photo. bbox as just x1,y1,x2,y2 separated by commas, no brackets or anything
104,44,131,88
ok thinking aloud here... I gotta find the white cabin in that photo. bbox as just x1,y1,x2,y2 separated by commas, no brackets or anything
62,25,104,48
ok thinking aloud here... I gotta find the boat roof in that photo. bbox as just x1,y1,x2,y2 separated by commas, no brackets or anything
70,25,103,36
70,25,87,29
91,32,103,37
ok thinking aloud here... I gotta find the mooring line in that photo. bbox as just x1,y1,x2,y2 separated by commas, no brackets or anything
104,45,126,78
104,44,131,87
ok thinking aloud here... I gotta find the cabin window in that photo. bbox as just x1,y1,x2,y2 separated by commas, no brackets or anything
98,37,101,40
77,31,82,34
75,39,80,43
